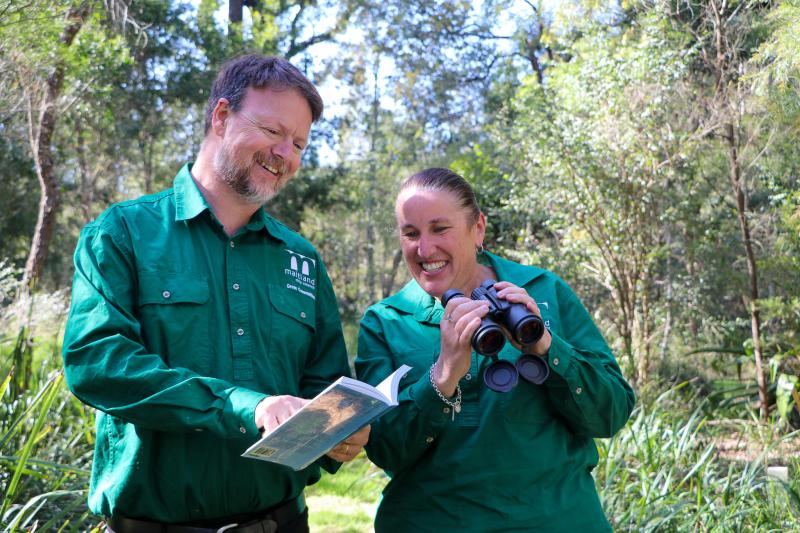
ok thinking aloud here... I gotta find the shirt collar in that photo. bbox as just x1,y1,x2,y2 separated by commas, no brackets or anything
382,251,547,324
258,211,291,244
172,162,289,244
383,280,443,324
174,163,209,222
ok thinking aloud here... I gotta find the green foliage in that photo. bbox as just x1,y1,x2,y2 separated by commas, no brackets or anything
598,384,800,531
0,137,37,269
490,14,707,381
0,366,98,532
751,0,800,90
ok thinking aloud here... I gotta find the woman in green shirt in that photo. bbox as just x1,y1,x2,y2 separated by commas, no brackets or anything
355,168,635,532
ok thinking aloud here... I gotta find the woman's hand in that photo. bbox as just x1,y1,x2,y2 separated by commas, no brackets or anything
434,296,489,396
326,424,371,462
492,281,552,356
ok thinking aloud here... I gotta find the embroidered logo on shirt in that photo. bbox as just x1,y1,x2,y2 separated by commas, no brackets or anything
284,249,317,300
537,301,553,329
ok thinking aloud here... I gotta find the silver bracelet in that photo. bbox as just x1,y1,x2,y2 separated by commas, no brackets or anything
429,363,462,421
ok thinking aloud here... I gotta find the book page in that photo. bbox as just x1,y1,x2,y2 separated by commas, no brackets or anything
332,364,411,405
243,383,389,470
375,364,411,404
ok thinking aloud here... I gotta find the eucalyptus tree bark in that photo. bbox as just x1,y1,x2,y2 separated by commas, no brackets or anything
22,3,90,287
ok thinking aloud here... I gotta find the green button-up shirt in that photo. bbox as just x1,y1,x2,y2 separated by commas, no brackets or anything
62,164,350,522
355,252,635,532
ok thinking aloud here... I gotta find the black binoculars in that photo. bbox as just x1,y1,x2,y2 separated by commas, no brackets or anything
442,279,549,392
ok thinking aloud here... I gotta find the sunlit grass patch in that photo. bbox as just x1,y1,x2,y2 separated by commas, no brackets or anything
307,494,375,533
307,453,387,532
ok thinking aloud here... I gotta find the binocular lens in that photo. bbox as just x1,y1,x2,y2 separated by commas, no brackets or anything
516,354,550,385
473,325,506,356
514,316,545,346
484,360,519,392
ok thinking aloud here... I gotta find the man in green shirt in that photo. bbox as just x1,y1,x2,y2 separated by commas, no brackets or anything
62,54,368,533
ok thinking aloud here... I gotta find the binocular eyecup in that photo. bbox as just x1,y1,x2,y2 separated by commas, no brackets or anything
482,354,550,392
441,281,550,392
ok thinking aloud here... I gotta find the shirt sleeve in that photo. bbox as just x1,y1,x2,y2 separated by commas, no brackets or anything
355,308,451,473
62,221,266,439
540,278,636,438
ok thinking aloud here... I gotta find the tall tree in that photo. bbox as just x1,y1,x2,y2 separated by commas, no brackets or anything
511,28,701,383
1,0,135,287
664,0,774,421
15,3,89,286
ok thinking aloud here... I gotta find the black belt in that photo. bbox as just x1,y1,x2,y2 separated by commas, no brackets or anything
108,495,306,533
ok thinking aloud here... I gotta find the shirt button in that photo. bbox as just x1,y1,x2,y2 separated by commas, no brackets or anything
230,241,235,248
237,328,245,336
232,283,240,291
162,290,171,299
443,407,450,414
575,387,582,395
239,426,246,434
553,358,559,366
465,373,472,380
425,436,434,443
300,311,306,319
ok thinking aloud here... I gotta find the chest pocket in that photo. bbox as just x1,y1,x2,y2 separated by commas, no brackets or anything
266,286,316,381
136,271,212,373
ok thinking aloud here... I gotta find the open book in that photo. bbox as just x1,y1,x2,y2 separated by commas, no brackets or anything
242,364,412,470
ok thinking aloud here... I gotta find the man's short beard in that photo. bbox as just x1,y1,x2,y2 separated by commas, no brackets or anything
213,143,280,205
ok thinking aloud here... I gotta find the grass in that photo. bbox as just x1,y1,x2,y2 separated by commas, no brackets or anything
597,383,800,532
307,454,387,532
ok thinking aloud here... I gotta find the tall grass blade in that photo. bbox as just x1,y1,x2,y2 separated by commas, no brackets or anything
0,371,64,517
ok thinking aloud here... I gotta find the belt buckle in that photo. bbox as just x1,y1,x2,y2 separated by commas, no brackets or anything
215,518,278,533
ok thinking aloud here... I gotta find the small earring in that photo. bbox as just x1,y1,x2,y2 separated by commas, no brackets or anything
476,243,484,255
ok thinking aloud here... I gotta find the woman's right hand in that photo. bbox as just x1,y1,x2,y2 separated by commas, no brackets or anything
433,296,490,396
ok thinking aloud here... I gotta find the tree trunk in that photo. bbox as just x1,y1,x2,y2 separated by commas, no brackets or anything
229,0,243,25
23,3,89,287
612,275,636,385
685,242,699,343
704,0,769,422
725,122,769,422
637,271,651,384
364,67,380,302
660,225,673,363
383,248,404,298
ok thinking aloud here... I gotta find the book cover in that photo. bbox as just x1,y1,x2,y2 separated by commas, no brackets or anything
242,364,412,470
